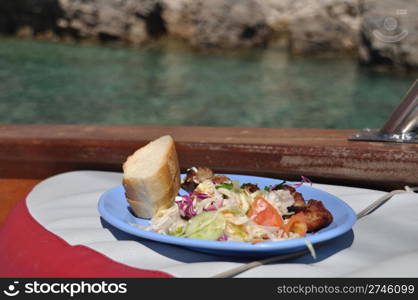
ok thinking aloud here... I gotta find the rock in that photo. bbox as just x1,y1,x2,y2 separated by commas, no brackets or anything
262,0,360,54
0,0,417,70
163,0,272,49
57,0,165,44
0,0,165,44
0,0,64,35
16,26,34,38
358,0,418,69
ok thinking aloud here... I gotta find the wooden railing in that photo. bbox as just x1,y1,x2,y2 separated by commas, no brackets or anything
1,124,418,224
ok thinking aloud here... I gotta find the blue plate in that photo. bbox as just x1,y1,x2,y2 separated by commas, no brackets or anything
98,174,357,257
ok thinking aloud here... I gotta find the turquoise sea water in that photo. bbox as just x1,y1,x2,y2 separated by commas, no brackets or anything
0,37,416,128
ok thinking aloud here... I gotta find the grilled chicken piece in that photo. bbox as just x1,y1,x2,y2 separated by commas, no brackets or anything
181,167,214,193
241,183,260,193
300,200,333,232
212,175,231,184
181,167,234,193
282,185,306,208
281,185,333,232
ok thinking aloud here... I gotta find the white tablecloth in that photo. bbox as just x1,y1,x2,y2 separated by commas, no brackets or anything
26,171,418,277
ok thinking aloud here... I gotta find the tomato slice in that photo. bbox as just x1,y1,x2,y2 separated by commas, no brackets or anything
247,196,283,227
284,212,307,237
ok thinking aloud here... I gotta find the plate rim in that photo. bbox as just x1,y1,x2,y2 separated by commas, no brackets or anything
98,174,357,253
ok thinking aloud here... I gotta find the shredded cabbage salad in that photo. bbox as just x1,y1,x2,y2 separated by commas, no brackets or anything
145,178,311,243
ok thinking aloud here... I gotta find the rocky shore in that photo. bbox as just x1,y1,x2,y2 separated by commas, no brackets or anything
0,0,416,69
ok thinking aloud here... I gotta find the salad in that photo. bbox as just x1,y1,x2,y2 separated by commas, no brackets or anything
145,167,333,243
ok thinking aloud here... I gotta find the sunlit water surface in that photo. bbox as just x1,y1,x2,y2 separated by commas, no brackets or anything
0,37,416,129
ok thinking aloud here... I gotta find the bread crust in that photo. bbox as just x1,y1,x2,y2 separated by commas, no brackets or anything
122,136,180,219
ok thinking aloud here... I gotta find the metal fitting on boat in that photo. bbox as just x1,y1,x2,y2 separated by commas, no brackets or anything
349,79,418,143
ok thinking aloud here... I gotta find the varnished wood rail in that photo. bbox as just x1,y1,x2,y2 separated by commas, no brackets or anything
1,124,418,224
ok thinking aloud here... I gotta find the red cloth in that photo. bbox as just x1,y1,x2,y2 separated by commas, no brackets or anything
0,198,173,278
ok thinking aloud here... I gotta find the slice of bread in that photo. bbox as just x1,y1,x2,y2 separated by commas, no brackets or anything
122,135,180,219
